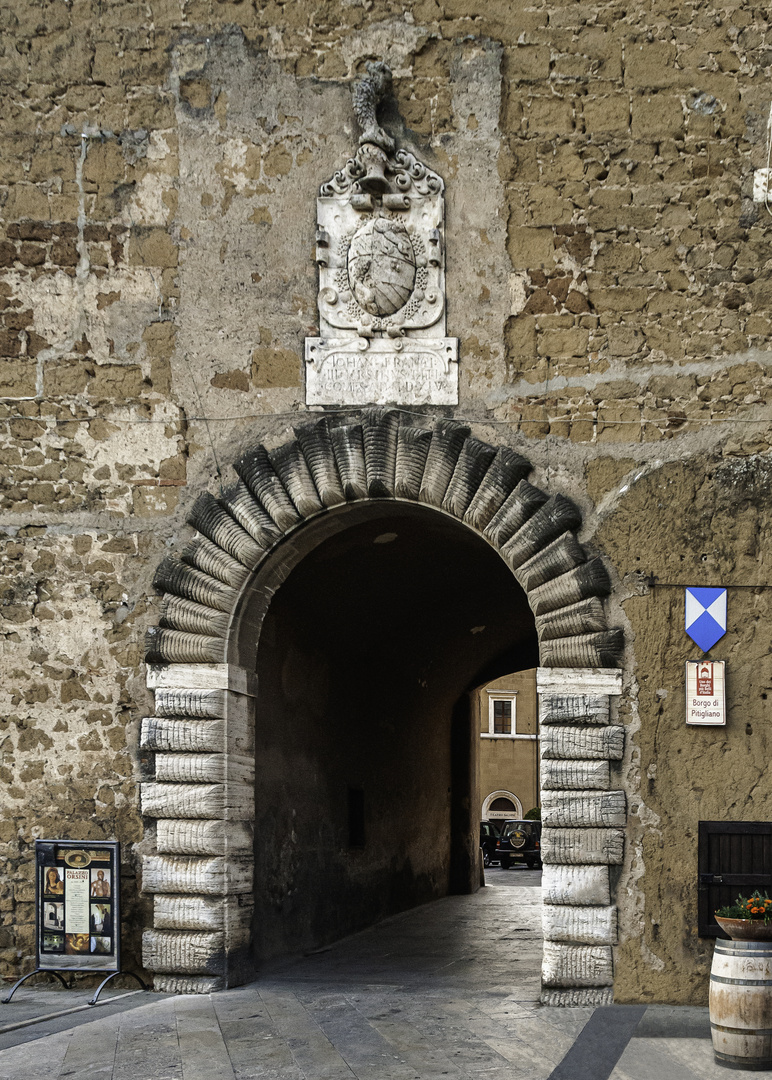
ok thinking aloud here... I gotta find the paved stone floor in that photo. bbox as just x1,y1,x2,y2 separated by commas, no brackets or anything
0,870,760,1079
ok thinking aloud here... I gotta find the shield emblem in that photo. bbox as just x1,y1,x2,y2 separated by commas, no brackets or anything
347,217,416,317
685,587,727,652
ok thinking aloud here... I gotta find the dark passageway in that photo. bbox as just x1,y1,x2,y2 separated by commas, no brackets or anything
251,503,538,963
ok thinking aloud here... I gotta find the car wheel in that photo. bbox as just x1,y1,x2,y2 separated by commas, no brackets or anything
483,849,490,868
500,857,511,869
525,858,535,869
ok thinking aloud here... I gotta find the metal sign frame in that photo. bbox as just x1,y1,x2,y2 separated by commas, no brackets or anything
2,839,148,1005
36,839,121,973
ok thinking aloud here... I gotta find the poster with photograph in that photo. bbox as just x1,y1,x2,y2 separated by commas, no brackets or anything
36,840,120,972
41,931,64,954
90,904,112,935
65,933,90,954
43,902,64,931
43,867,64,897
90,868,111,898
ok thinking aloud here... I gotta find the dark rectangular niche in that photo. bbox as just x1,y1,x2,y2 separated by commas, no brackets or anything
348,787,366,849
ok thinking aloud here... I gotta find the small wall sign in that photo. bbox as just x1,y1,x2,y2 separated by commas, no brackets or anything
686,661,726,726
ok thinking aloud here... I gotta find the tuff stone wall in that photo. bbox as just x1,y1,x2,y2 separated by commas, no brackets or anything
1,0,771,1003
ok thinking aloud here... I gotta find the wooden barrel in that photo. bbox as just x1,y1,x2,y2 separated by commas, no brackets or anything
710,939,772,1069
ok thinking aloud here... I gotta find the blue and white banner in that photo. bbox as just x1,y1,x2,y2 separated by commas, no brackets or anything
685,587,727,653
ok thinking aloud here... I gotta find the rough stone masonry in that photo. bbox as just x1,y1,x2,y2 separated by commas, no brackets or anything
1,0,771,1005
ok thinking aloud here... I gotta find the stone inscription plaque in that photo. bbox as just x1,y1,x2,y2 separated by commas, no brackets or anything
305,338,458,406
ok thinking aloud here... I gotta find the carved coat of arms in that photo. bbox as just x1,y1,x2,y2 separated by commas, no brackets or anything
305,61,458,407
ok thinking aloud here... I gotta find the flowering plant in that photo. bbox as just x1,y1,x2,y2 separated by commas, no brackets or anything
715,892,772,923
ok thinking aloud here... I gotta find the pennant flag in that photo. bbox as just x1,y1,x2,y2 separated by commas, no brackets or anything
685,587,727,652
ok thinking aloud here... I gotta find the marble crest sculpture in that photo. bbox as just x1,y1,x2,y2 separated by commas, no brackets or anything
305,61,458,406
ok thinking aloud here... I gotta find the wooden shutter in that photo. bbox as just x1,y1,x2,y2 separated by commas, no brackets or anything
698,821,772,937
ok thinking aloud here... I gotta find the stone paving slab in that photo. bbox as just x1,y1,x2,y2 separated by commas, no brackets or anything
0,985,150,1031
0,878,735,1080
0,986,159,1049
609,1005,772,1080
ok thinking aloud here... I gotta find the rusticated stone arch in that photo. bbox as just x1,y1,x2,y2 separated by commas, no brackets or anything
140,409,626,1005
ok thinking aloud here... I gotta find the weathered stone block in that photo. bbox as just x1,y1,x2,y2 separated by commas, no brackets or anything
152,974,224,994
153,894,253,934
146,663,257,695
129,226,178,267
624,41,678,88
542,942,613,987
153,894,226,931
142,854,252,895
632,94,683,138
583,95,630,134
540,693,610,725
541,987,614,1006
525,95,574,135
541,827,625,865
541,759,610,790
155,818,253,856
542,865,611,906
508,226,554,268
0,360,37,398
140,782,253,820
542,904,618,946
141,717,225,754
541,790,626,828
153,688,226,718
153,752,253,786
142,929,224,974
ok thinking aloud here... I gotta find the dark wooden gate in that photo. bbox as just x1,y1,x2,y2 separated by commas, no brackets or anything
698,821,772,937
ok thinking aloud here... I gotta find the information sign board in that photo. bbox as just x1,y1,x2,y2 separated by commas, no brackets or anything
36,840,120,972
685,661,726,726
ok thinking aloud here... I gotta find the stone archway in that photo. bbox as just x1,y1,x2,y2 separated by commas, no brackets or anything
140,409,626,1005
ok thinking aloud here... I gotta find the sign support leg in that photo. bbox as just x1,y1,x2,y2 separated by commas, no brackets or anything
88,970,149,1006
1,969,71,1003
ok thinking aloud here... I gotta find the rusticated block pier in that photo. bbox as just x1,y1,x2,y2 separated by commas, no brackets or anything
140,663,256,993
537,667,624,1006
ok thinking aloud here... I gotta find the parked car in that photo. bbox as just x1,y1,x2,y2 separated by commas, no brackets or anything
480,821,500,867
495,818,542,869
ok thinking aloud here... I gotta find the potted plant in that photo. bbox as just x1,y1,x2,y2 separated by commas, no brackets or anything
710,892,772,1068
715,892,772,941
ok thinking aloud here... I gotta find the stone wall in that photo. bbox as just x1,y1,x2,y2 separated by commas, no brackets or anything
1,0,771,1002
